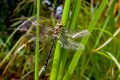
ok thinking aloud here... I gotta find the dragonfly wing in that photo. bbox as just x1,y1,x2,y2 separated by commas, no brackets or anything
66,30,90,38
58,36,84,50
67,39,85,50
58,36,71,49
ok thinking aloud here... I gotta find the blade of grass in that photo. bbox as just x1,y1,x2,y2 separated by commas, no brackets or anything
50,41,61,80
61,0,70,26
94,50,120,79
35,0,40,80
0,37,22,68
68,0,81,29
2,37,35,76
95,51,112,60
56,0,85,79
94,7,120,51
97,50,120,71
50,0,71,79
0,25,35,68
93,0,117,48
57,49,67,80
5,16,34,47
57,0,71,80
63,0,108,80
93,28,113,37
94,26,120,51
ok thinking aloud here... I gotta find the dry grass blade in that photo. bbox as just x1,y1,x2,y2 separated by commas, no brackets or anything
94,26,120,51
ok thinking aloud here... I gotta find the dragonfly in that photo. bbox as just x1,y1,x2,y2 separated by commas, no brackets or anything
17,18,90,75
30,20,90,75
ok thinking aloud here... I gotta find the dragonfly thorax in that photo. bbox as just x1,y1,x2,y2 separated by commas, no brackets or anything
53,22,63,37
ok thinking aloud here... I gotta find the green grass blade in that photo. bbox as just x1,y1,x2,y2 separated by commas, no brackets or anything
105,51,120,70
96,51,112,60
61,0,70,26
95,26,120,51
93,0,117,48
50,41,61,80
35,0,40,80
69,0,81,29
50,0,71,80
93,28,113,37
57,49,67,80
97,50,120,71
63,0,108,80
5,17,34,47
56,0,71,79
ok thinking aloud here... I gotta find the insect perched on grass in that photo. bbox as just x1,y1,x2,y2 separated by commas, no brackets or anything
31,20,90,75
10,17,90,75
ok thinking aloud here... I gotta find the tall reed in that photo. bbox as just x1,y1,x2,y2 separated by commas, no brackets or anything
35,0,40,80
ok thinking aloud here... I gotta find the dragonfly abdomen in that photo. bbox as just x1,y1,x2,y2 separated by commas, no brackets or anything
43,36,56,70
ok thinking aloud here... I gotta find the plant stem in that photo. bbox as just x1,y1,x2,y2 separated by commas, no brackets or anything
35,0,40,80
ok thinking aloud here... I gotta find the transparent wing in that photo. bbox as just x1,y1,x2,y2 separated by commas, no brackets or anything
31,20,54,31
58,35,84,50
66,30,90,38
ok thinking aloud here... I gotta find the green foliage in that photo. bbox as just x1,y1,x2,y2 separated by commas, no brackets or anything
1,0,120,80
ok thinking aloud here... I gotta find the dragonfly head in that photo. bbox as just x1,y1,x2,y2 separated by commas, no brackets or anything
54,21,62,29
